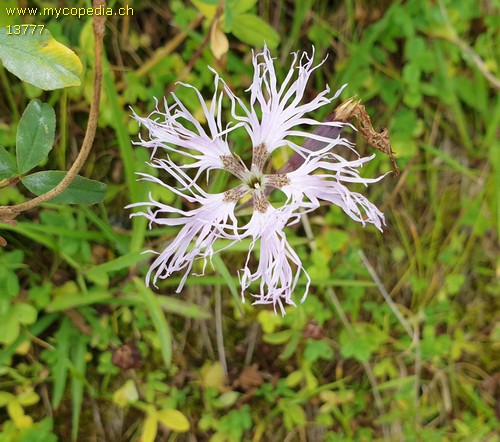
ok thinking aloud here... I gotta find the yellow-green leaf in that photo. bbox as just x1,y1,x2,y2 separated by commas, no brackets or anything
200,361,226,390
191,0,218,19
0,27,82,90
13,302,38,325
257,310,283,334
0,392,15,407
7,401,23,421
140,414,158,442
285,370,303,388
157,409,190,433
17,389,39,407
112,380,139,408
0,314,19,345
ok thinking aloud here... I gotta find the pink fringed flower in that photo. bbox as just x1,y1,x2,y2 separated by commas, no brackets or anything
129,46,385,314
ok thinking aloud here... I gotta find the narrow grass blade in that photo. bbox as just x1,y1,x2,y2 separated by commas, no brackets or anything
71,337,88,441
123,294,210,320
211,253,240,306
133,278,172,368
102,57,147,253
52,317,72,408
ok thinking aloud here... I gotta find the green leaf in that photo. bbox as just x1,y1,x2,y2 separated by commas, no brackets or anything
285,370,303,388
16,100,55,174
262,329,294,345
339,324,387,362
0,314,19,344
46,290,112,312
0,27,82,90
85,251,149,275
0,145,17,179
16,417,57,442
12,303,37,325
231,14,280,48
190,0,218,19
192,0,218,5
155,295,211,319
281,402,306,430
0,313,58,367
454,76,488,114
22,171,107,204
303,340,334,363
214,391,240,409
0,391,15,407
280,332,302,360
257,310,283,334
229,0,258,15
212,254,240,308
402,64,421,86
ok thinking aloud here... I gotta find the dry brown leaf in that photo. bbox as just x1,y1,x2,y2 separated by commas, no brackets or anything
210,19,229,60
235,364,264,391
335,97,400,177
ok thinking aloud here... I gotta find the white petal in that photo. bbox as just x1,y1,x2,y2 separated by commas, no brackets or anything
232,45,347,159
239,206,310,314
142,193,240,290
129,158,243,290
131,76,236,177
281,153,386,230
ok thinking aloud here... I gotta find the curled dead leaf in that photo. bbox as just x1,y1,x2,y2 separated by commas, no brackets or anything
210,19,229,60
335,97,400,177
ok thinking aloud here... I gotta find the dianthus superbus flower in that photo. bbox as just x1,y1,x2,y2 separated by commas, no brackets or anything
130,45,385,314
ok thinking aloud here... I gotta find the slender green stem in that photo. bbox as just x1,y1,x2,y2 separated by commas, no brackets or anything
0,64,19,121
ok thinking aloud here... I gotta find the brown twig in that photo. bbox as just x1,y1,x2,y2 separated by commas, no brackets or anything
0,0,107,225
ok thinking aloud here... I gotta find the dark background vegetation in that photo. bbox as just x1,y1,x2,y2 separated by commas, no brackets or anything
0,0,498,440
